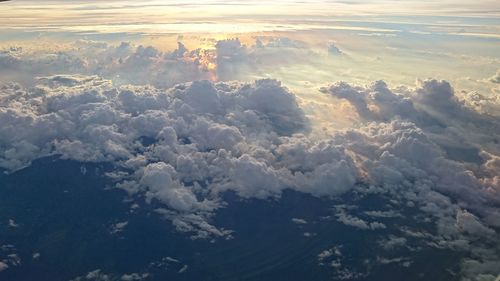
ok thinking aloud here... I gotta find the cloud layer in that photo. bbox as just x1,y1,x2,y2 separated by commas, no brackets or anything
1,41,500,280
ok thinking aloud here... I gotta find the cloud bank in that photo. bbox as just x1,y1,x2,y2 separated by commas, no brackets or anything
1,41,499,280
0,38,320,89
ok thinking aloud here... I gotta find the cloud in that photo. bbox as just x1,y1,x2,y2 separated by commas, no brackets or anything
320,79,500,280
456,209,496,237
0,74,352,240
0,38,325,89
109,221,128,235
462,91,500,117
215,39,248,81
0,75,311,237
321,79,500,207
0,262,7,272
327,43,343,56
7,219,18,228
0,245,20,273
140,162,212,213
317,244,370,280
70,270,111,281
178,265,188,274
378,236,407,250
120,273,149,281
1,39,500,278
489,70,500,84
335,207,386,230
291,218,308,224
461,260,500,281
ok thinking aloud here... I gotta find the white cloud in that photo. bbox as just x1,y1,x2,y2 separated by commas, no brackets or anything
8,219,18,228
0,262,8,272
178,265,188,274
120,273,149,281
70,269,111,281
335,209,386,230
110,221,129,235
291,218,308,225
0,39,325,90
1,40,500,278
489,70,500,84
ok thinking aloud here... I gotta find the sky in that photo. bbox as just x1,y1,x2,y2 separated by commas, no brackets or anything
0,1,500,280
1,0,499,89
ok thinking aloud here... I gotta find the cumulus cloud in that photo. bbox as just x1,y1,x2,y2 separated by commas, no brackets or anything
120,273,149,281
489,70,500,84
0,38,325,89
317,244,370,280
70,270,111,281
291,218,308,224
456,209,496,237
335,206,386,230
327,43,343,56
73,269,150,281
1,40,500,278
463,91,500,117
109,221,128,235
322,79,500,208
0,75,329,238
0,262,7,272
0,245,20,273
7,219,18,228
320,78,500,280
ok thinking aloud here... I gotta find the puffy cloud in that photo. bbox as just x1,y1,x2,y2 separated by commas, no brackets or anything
175,80,222,115
456,209,496,238
215,39,248,81
109,221,128,235
0,38,324,89
291,218,308,224
335,207,386,230
489,70,500,84
242,79,308,135
0,262,7,272
1,45,500,278
461,260,500,281
120,273,149,281
327,43,343,56
8,219,18,228
321,79,500,207
413,79,457,110
320,79,500,279
0,76,315,237
336,211,384,230
378,236,407,250
178,265,188,274
318,246,342,262
0,245,20,273
140,162,209,213
70,270,111,281
317,244,370,280
463,91,500,117
72,269,148,281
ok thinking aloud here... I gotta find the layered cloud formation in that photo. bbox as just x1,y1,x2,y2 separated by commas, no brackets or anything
0,38,319,89
1,41,500,280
